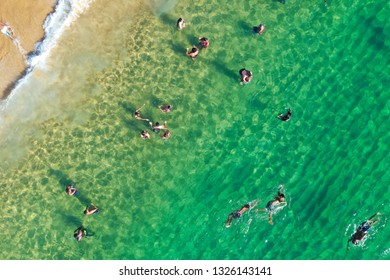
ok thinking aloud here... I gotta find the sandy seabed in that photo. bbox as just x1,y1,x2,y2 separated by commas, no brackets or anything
0,0,56,99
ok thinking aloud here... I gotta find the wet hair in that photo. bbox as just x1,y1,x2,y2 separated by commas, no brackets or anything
167,105,171,109
191,47,197,53
83,209,87,215
177,18,183,23
155,122,160,126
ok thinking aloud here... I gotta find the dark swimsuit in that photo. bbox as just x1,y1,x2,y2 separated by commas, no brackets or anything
232,211,242,219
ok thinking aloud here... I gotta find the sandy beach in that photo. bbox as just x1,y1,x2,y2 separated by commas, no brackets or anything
0,0,55,99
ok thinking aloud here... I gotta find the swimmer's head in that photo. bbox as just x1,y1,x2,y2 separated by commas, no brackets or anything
191,47,197,53
83,209,88,215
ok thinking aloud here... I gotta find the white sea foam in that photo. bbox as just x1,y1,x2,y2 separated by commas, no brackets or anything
2,0,95,108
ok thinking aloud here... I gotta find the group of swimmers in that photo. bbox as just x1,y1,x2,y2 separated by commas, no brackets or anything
176,18,210,62
65,184,99,241
225,184,287,227
225,183,381,249
134,103,172,140
177,18,292,122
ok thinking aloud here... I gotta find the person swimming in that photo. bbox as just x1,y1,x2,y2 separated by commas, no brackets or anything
239,68,253,84
149,121,168,133
159,104,172,113
199,37,209,48
277,108,292,122
254,24,266,35
73,226,88,242
177,18,186,30
84,203,99,215
225,200,258,228
140,130,150,139
161,130,171,140
66,185,77,196
134,104,150,122
347,212,381,250
256,185,287,225
186,46,199,60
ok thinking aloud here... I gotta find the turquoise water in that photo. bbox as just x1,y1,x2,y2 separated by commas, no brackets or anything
0,0,389,260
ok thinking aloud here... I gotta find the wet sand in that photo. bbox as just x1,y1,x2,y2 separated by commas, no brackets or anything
0,0,56,99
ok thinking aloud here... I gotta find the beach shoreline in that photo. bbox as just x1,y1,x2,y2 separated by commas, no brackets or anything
0,0,56,99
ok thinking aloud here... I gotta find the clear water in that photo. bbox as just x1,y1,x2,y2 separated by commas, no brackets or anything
0,0,389,260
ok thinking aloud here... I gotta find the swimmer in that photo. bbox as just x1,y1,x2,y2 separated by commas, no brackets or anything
225,200,258,228
84,203,99,215
140,130,150,139
347,212,381,250
186,46,199,61
177,18,186,30
73,226,88,242
277,108,292,122
199,37,209,48
134,104,150,122
66,185,77,196
159,104,172,113
161,130,171,140
256,24,266,35
256,185,287,225
0,22,15,40
239,68,253,84
149,121,168,133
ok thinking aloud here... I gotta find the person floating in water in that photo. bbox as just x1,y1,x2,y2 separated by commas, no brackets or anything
199,37,209,48
149,121,168,133
66,184,77,196
140,130,150,139
254,24,266,35
177,18,186,30
347,212,381,250
134,104,150,122
225,200,258,228
74,226,88,242
277,108,292,122
161,130,171,140
0,22,15,40
186,46,199,61
239,68,253,84
256,185,287,225
84,203,99,215
159,104,172,113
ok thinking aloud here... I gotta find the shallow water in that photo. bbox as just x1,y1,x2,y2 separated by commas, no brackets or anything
0,0,389,260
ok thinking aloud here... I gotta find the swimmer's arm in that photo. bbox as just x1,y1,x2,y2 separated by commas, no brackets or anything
250,200,258,209
347,239,351,251
135,104,146,112
368,212,380,221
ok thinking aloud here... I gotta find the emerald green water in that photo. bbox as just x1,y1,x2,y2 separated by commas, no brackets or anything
0,0,389,260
